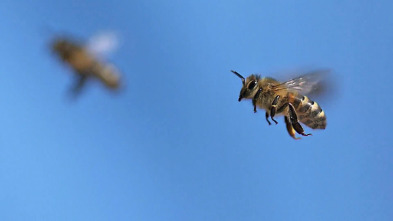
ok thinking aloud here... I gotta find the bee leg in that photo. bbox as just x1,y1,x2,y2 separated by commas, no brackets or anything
285,116,301,140
252,88,262,113
265,112,271,125
276,103,289,113
288,103,312,137
269,95,280,124
70,75,88,97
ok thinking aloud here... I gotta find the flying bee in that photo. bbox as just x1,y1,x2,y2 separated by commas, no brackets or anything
51,35,121,96
231,70,328,139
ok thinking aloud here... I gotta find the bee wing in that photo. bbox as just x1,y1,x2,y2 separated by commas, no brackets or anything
273,69,331,97
86,31,119,58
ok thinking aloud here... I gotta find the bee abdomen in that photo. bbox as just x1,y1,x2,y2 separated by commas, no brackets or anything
91,61,120,89
293,95,326,129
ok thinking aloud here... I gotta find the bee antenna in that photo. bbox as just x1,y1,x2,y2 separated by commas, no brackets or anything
231,70,245,85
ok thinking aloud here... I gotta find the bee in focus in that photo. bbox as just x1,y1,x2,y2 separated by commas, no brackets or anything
231,70,328,139
51,36,120,96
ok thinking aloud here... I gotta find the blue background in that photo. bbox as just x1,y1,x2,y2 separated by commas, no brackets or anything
0,1,392,220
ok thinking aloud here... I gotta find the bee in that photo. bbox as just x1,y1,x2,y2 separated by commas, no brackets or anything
52,36,120,96
231,70,328,139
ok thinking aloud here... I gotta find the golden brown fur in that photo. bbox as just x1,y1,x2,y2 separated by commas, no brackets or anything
52,38,120,90
233,70,327,139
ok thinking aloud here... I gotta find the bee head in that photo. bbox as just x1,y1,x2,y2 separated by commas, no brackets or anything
52,39,70,53
52,38,81,59
231,71,259,101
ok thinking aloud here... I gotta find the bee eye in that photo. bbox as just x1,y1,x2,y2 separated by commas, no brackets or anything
248,80,257,89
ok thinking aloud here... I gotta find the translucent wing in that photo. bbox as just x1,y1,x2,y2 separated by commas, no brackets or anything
273,69,331,96
86,31,119,58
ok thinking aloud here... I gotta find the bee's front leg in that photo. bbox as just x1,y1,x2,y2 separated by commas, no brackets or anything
252,88,262,113
288,103,312,137
269,95,280,124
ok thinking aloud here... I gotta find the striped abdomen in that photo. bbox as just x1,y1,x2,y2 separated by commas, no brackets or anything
290,94,326,129
90,61,120,89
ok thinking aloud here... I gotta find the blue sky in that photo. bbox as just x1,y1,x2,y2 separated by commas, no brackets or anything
0,0,393,220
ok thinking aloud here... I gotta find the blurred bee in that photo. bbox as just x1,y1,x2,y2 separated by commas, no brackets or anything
231,70,328,139
51,35,120,96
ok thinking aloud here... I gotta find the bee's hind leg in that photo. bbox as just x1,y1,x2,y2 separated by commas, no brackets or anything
285,116,300,140
288,103,312,137
269,95,280,124
69,75,88,98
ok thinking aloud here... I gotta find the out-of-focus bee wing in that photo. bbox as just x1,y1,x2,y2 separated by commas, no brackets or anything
86,31,119,58
272,69,331,97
